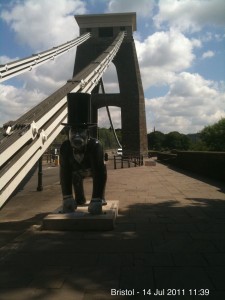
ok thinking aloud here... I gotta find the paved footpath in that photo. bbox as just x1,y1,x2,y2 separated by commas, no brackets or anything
0,159,225,300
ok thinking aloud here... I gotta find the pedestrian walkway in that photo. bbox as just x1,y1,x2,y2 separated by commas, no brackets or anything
0,160,225,299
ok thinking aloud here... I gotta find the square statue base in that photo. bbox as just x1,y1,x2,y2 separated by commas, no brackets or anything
145,160,156,166
42,200,119,231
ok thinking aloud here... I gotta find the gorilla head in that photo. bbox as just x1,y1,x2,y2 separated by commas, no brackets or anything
69,127,89,151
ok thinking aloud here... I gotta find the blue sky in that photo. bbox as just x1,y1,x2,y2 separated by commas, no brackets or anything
0,0,225,133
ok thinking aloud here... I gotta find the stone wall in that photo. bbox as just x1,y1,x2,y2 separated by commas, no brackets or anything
157,151,225,182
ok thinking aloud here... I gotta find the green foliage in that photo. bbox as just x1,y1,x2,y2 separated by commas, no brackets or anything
115,128,122,144
164,131,191,150
51,127,120,150
148,131,165,150
98,127,120,149
148,130,191,151
200,118,225,151
188,140,209,151
52,118,225,152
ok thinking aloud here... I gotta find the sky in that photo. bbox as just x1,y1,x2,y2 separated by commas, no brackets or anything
0,0,225,134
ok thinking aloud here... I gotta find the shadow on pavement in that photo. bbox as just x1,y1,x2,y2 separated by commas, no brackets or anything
158,161,225,194
1,195,225,299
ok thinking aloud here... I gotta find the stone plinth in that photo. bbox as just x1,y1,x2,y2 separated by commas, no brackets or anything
42,200,119,231
145,161,156,166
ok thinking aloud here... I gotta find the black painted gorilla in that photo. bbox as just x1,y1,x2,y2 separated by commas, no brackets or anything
60,93,107,214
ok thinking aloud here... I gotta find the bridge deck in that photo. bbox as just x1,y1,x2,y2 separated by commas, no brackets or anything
0,159,225,299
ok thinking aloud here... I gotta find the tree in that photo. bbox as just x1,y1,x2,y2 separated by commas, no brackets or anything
200,118,225,151
163,131,191,150
98,127,119,149
148,131,165,150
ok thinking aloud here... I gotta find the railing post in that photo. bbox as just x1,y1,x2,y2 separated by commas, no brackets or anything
37,156,43,191
114,156,116,169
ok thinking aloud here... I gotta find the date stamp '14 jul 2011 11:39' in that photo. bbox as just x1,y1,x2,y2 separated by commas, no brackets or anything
111,288,210,297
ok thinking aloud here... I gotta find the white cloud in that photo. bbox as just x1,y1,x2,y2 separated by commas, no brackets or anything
154,0,225,32
102,63,120,93
0,84,46,126
145,72,225,133
202,50,215,59
1,0,224,135
107,0,154,17
135,29,201,88
0,55,19,64
19,47,77,94
0,47,77,127
98,106,121,129
0,0,85,126
0,0,86,50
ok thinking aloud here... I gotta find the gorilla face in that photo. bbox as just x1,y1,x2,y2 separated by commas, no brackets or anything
69,128,88,151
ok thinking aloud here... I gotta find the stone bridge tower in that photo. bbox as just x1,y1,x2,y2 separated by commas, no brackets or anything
73,13,148,156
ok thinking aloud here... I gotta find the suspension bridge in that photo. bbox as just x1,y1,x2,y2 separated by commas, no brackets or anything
0,14,225,299
0,12,148,208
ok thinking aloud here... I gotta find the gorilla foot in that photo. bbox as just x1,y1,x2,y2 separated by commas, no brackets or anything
102,199,107,206
76,198,86,206
63,197,77,213
88,198,103,215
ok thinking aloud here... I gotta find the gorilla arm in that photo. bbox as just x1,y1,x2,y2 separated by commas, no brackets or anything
88,138,107,200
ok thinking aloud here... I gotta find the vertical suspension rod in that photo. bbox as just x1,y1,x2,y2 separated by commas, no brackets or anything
99,78,122,149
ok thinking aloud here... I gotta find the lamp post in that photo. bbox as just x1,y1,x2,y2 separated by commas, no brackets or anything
37,156,43,191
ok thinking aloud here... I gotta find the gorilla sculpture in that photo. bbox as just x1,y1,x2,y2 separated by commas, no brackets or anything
60,93,107,214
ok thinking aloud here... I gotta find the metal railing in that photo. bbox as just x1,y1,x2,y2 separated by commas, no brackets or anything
113,154,144,169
